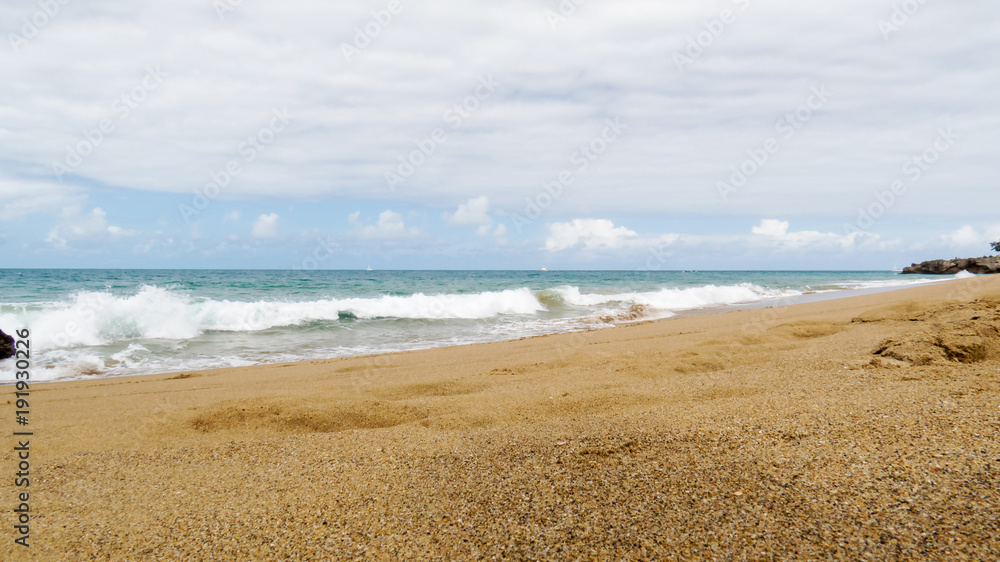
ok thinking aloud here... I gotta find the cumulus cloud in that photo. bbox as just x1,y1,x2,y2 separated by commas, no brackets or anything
941,224,1000,250
751,219,790,237
45,207,134,248
545,219,639,252
252,213,279,239
224,210,240,223
445,196,490,226
749,219,876,250
349,210,422,240
491,223,508,245
444,196,502,237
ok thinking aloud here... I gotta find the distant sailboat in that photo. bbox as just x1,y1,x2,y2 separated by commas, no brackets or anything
540,267,548,272
366,265,373,271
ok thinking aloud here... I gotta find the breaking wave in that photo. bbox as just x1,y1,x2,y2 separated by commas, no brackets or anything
550,283,802,311
1,285,547,349
0,280,847,382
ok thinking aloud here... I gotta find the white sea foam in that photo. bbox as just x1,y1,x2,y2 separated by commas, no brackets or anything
25,354,107,382
0,278,919,383
834,278,946,290
108,343,152,368
8,285,548,349
552,283,801,311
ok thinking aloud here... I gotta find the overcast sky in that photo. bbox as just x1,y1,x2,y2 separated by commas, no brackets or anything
1,0,998,270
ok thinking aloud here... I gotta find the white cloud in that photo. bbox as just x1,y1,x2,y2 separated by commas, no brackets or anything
945,225,981,247
252,213,279,239
751,219,790,237
545,219,638,252
0,0,995,223
749,219,878,251
493,224,508,245
45,207,133,248
445,196,501,237
1,1,998,269
445,196,491,226
942,224,1000,251
988,227,1000,245
349,210,422,240
0,178,83,222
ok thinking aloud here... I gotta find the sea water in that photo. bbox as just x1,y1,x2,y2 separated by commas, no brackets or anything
0,269,945,382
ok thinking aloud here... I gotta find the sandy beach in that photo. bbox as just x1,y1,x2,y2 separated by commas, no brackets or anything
5,275,1000,559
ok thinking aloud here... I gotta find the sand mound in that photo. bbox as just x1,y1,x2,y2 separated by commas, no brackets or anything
776,320,844,339
372,379,485,400
873,297,1000,365
188,399,428,434
670,350,730,374
851,300,930,323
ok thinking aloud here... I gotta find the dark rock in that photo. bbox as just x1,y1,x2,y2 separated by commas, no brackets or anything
0,329,14,361
902,256,1000,275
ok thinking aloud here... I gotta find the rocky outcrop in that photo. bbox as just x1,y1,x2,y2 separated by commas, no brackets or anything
0,329,14,361
902,256,1000,275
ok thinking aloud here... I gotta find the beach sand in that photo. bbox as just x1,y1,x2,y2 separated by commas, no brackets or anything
5,276,1000,559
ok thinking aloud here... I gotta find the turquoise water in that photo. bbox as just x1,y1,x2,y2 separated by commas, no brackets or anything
0,269,944,381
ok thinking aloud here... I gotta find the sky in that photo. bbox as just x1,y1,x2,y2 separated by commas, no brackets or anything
1,0,998,270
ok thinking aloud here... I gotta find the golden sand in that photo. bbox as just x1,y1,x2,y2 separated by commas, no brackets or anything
4,276,1000,559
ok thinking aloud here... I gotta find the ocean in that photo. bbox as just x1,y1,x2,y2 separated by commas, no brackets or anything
0,269,948,382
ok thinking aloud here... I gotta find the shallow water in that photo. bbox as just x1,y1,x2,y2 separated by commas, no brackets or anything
0,269,946,381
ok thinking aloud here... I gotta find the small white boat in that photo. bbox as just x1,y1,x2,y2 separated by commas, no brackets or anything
366,265,373,271
540,267,548,272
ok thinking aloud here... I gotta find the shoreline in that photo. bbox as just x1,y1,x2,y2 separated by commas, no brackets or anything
6,274,999,558
666,275,950,319
18,275,952,386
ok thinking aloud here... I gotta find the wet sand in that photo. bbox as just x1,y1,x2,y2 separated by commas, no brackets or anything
5,275,1000,559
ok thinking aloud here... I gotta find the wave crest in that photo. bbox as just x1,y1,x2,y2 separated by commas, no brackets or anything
553,283,800,311
12,285,547,348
